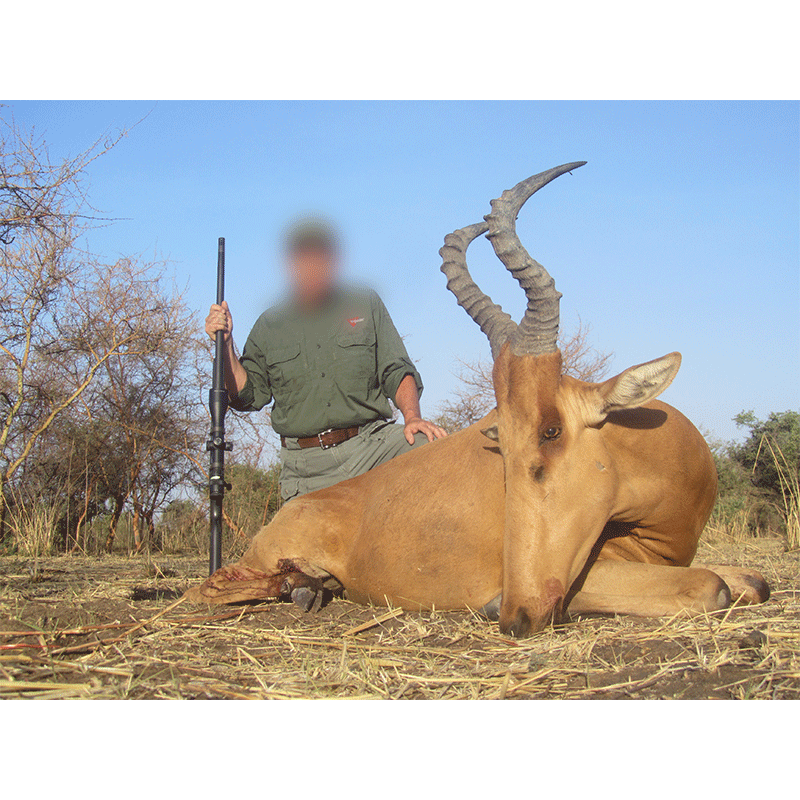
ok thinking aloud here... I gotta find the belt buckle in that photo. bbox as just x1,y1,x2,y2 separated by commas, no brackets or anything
318,428,335,450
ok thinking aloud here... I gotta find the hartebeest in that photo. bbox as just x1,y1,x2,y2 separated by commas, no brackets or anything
186,162,769,636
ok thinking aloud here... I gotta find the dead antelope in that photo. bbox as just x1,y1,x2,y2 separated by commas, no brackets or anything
186,162,769,637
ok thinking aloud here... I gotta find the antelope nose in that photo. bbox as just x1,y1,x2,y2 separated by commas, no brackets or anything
502,597,565,638
506,608,533,638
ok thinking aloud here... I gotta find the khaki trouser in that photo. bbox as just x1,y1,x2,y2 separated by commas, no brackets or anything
278,419,429,502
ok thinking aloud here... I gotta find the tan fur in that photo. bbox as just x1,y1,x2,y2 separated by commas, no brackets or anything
488,346,723,635
185,165,771,636
185,345,766,637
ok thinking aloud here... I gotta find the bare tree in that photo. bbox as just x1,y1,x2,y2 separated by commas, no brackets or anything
0,114,126,246
434,318,613,433
0,114,188,543
559,316,614,383
0,252,190,528
90,287,207,553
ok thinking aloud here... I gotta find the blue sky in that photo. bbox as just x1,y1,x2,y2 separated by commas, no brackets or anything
4,100,798,444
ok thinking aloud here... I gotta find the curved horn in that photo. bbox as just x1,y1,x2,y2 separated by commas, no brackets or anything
440,221,518,359
485,161,587,356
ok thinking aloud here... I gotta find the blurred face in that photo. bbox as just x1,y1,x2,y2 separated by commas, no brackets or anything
288,246,339,308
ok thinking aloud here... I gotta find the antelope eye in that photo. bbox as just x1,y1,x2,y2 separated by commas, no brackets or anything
542,426,561,441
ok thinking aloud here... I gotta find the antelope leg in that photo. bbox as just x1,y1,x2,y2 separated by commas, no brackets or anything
566,560,735,618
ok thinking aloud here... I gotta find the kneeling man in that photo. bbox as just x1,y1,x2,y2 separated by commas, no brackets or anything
205,219,446,503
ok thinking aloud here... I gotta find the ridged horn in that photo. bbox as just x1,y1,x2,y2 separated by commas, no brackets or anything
485,161,587,356
440,221,518,360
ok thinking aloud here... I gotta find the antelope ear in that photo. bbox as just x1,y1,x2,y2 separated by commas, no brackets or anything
597,352,682,415
481,424,500,442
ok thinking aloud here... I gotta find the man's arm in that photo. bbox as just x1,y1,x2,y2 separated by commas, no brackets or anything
394,374,447,444
205,301,248,396
368,290,447,445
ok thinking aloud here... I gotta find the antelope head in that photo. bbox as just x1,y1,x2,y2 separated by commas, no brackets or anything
441,163,682,636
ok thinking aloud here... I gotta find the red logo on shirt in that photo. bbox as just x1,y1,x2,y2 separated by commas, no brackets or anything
347,317,365,327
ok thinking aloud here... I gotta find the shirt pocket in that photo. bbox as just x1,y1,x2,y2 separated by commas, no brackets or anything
265,342,304,393
336,327,378,382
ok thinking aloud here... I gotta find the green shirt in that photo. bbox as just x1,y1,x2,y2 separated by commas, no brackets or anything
229,286,423,438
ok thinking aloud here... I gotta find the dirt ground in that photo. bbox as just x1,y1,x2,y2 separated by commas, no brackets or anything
0,536,797,700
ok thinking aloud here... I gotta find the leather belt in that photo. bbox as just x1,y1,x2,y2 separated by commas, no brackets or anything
281,426,360,450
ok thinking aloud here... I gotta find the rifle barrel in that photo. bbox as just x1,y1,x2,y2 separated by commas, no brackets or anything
208,237,230,575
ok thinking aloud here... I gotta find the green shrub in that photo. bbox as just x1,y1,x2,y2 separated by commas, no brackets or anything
708,410,799,545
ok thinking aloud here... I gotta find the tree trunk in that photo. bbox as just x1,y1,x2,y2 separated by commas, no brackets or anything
145,509,157,552
0,479,7,548
132,503,143,553
105,495,124,554
71,478,95,556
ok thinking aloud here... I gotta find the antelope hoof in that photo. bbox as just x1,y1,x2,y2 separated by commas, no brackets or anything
478,594,502,621
698,565,771,606
290,586,324,613
737,572,771,605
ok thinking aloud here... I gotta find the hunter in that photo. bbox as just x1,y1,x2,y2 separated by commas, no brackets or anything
204,219,446,503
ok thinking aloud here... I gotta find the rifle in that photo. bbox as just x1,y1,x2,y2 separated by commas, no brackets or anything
207,237,232,575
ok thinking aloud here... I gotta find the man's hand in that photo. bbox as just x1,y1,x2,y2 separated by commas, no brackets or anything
394,374,447,445
203,301,248,396
205,301,233,343
403,417,448,445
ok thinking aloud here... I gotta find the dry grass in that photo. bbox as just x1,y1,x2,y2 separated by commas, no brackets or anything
703,506,756,545
760,437,800,549
6,503,60,561
0,535,797,700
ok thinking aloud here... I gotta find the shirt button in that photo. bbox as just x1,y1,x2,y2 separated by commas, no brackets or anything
327,402,331,407
321,372,326,377
317,344,321,349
